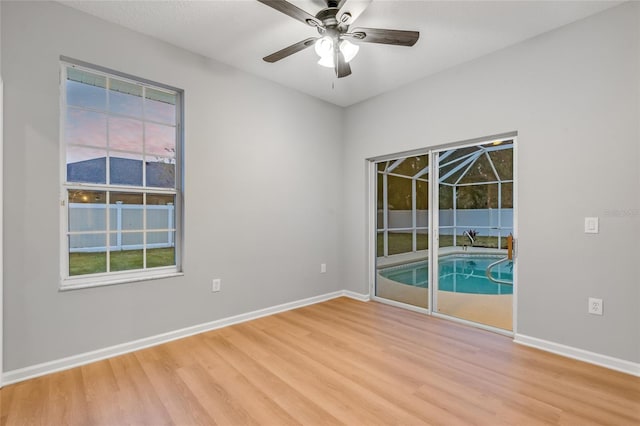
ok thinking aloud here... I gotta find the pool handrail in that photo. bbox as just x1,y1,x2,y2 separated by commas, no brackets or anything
485,257,513,286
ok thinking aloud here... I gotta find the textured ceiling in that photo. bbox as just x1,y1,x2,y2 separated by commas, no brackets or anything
61,0,622,107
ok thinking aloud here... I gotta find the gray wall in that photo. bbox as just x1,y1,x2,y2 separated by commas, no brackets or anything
344,3,639,363
2,1,344,370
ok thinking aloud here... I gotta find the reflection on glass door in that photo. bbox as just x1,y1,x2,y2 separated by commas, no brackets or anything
435,140,514,331
375,155,429,309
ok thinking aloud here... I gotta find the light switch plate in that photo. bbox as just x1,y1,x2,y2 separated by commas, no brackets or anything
584,217,599,234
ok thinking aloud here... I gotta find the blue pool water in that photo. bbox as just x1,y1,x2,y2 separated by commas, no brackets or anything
380,255,513,295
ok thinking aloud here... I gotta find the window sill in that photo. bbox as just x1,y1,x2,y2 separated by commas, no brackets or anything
59,271,184,291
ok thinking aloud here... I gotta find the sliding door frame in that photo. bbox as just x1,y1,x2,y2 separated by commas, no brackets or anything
367,132,518,336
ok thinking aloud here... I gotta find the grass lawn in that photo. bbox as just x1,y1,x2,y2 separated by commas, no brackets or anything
377,233,506,256
69,247,175,276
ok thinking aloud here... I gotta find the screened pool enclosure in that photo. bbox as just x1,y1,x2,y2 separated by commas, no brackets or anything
377,141,513,257
375,139,515,332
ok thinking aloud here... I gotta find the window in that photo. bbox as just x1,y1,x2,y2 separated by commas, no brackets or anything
60,60,182,289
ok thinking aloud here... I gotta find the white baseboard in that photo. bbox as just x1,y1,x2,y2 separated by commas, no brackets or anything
514,334,640,377
2,290,369,386
343,290,371,302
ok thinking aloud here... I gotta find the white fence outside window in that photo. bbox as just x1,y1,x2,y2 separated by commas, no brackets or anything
69,202,174,252
378,208,513,236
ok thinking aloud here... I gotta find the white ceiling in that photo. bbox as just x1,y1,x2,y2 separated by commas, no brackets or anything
61,0,622,107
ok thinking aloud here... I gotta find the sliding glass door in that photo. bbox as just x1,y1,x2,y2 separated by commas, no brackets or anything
433,140,514,331
373,137,516,333
374,154,429,309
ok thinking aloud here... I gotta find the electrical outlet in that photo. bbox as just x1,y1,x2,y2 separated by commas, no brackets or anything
588,297,603,315
212,278,221,292
320,263,327,273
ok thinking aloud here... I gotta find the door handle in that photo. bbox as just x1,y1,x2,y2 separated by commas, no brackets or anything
507,234,515,260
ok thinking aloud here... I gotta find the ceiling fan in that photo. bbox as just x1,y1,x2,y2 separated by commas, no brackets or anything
257,0,419,78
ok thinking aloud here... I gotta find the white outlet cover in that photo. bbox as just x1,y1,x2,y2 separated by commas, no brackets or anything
588,297,603,315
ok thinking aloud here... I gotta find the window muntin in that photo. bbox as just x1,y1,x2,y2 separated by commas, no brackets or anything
61,62,182,288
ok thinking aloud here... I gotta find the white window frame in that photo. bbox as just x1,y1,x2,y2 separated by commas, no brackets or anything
59,58,184,290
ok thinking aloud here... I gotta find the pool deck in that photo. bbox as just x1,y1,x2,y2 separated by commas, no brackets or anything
436,291,512,330
376,274,428,308
375,247,512,331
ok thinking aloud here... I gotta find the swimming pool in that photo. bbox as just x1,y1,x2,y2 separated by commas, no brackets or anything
379,255,513,295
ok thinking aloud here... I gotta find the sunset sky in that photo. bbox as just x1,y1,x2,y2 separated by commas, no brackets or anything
65,69,177,170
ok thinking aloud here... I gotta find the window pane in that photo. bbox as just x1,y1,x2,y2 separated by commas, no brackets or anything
69,236,107,276
146,158,175,188
109,78,142,118
68,190,106,232
109,152,143,186
69,234,107,254
145,88,176,125
110,232,144,272
109,231,144,253
146,232,175,268
146,194,175,230
66,146,106,184
65,108,107,147
109,116,143,153
109,192,143,232
145,122,175,157
121,231,144,247
66,68,106,110
68,189,108,275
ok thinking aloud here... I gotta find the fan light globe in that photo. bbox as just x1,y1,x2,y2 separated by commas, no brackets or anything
315,36,335,68
314,36,333,57
317,55,335,68
339,39,359,63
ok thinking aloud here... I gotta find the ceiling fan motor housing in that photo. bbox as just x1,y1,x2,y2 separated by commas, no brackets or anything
315,7,340,31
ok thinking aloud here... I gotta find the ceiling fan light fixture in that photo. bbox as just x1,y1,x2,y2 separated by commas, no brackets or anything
339,39,359,63
314,36,334,58
315,35,336,68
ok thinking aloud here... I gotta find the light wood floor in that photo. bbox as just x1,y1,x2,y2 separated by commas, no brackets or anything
1,297,639,425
